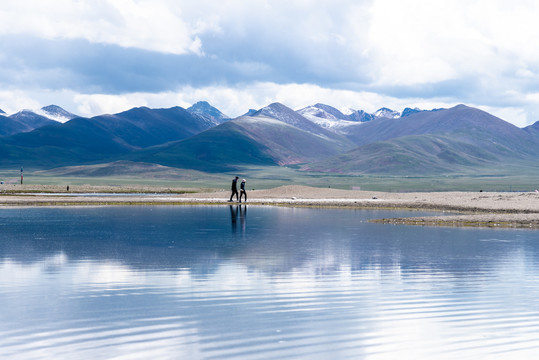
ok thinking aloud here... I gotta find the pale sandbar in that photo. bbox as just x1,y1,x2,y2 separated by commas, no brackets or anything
2,184,539,228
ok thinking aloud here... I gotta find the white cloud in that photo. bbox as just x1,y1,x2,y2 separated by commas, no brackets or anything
366,0,539,86
0,90,42,115
67,83,522,125
0,81,528,127
2,0,539,125
0,0,205,55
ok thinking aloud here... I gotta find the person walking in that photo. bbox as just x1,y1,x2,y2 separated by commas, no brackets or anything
239,179,247,203
229,176,239,202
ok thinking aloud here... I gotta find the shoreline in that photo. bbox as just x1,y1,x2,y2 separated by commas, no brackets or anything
2,184,539,228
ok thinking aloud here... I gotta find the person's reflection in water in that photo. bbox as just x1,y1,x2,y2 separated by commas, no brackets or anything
239,205,247,234
230,205,238,233
230,205,247,234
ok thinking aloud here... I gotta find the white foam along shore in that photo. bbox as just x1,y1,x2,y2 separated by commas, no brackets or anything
2,184,539,228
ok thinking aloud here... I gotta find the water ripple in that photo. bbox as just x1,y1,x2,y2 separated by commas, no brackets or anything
2,207,539,359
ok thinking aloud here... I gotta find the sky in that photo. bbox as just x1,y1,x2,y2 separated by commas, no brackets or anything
1,0,539,127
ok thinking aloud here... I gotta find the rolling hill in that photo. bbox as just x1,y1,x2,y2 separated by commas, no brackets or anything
303,105,539,175
1,100,539,178
344,105,531,147
89,106,218,148
0,105,80,137
0,105,222,168
303,134,502,175
0,109,59,136
127,120,276,172
128,110,356,171
0,114,32,137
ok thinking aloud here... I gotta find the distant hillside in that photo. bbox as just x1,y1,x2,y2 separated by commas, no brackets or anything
1,101,538,177
524,121,539,136
129,113,355,171
303,134,502,175
303,105,539,175
6,110,58,134
229,115,354,164
36,160,196,178
0,114,32,136
90,106,216,148
129,120,277,172
0,118,130,168
0,105,79,137
0,106,220,168
345,105,529,147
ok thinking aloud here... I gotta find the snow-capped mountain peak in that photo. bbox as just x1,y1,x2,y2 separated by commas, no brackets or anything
297,106,340,121
374,107,400,119
37,105,78,123
187,101,230,125
298,104,364,133
339,107,355,116
253,102,336,137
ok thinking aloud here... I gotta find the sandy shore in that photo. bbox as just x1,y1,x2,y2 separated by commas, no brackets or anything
2,184,539,228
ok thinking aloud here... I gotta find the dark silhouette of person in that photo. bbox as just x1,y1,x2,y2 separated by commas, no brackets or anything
239,179,247,203
229,176,239,202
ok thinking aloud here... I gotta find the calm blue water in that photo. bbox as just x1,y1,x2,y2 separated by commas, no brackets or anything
1,206,539,359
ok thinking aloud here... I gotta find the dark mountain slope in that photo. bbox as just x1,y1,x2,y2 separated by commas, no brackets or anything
91,106,216,148
0,115,30,136
0,106,219,169
129,114,356,171
0,118,130,168
0,105,79,136
129,121,276,172
0,110,58,136
230,116,354,164
9,110,58,130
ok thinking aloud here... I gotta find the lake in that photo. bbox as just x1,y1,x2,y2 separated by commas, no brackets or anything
1,205,539,359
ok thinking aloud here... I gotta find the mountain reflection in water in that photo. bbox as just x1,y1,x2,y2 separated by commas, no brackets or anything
1,206,539,359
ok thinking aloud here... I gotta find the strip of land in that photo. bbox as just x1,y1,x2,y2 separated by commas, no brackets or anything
2,184,539,228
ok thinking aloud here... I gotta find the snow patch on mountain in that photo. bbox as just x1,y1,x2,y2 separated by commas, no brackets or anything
299,109,363,132
298,106,340,121
187,101,230,126
254,103,330,136
237,115,294,127
374,107,400,119
35,105,78,123
339,107,354,116
297,104,367,134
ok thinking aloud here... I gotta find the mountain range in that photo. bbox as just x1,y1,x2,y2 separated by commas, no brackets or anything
1,101,538,176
